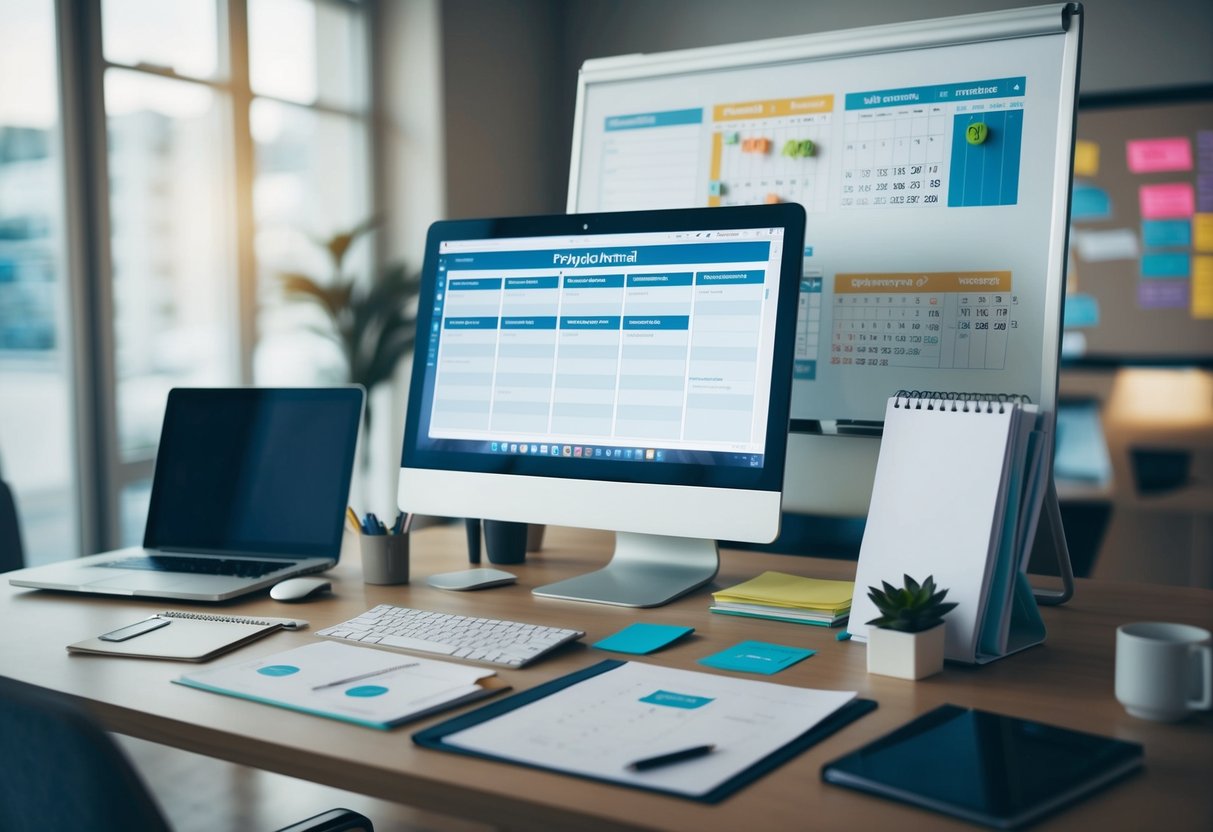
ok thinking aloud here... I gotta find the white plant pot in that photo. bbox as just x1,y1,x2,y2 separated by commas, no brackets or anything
866,623,946,680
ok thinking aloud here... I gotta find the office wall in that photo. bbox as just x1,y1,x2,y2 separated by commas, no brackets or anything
437,0,1213,217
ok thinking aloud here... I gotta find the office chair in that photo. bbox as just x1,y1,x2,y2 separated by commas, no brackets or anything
0,676,374,832
0,477,23,572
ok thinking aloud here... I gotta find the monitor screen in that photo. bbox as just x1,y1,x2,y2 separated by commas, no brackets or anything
1063,86,1213,366
405,208,801,496
144,387,363,558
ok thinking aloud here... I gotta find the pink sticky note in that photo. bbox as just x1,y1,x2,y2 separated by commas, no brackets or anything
1127,137,1193,173
1139,183,1196,219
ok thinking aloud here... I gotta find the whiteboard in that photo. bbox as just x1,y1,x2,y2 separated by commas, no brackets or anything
569,4,1082,428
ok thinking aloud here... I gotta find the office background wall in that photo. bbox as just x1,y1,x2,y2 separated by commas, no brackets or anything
438,0,1213,219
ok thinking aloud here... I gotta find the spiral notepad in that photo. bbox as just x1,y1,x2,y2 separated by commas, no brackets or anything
68,611,290,662
848,391,1047,664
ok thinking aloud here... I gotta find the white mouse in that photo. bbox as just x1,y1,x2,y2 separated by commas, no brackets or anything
270,576,333,602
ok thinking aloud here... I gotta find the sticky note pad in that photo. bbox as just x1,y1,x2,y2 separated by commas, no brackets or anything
1126,137,1193,174
1073,139,1100,178
592,623,693,655
1140,183,1196,219
698,641,815,675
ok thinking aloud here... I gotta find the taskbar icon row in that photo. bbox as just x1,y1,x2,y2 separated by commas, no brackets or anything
489,441,664,462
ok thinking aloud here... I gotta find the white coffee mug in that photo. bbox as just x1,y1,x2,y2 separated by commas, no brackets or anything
1115,622,1212,722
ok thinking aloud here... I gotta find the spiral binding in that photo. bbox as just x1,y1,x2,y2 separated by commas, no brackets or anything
892,390,1031,414
160,610,279,626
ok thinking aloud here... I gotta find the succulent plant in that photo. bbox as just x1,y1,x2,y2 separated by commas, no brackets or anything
865,574,957,634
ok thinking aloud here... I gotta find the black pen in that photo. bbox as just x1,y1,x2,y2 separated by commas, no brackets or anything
627,744,716,771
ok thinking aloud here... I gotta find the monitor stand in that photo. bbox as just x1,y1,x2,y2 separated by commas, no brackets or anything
533,532,719,608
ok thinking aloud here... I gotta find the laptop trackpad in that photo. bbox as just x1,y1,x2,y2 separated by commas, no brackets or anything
85,573,201,591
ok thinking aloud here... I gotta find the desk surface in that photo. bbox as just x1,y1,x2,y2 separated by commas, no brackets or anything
3,525,1211,831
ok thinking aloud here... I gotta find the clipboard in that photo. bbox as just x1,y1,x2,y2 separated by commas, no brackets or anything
413,659,877,803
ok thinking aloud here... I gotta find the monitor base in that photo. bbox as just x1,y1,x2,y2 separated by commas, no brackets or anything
532,532,719,607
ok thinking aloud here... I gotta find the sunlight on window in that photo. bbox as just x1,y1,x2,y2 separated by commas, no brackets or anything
104,69,237,456
101,0,218,79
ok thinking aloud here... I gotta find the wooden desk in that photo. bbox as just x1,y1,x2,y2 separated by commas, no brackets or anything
3,525,1211,831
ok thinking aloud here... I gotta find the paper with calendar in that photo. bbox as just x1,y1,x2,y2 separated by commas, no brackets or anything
442,661,855,797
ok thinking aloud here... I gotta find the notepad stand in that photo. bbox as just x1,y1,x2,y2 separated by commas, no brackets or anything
1032,478,1076,606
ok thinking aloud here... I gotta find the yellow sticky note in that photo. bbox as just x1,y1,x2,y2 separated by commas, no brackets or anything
1073,140,1100,178
1193,213,1213,253
1193,256,1213,319
713,571,854,609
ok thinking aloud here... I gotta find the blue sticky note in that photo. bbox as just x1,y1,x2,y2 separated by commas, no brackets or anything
1142,219,1191,248
592,622,694,654
1141,252,1191,279
1071,186,1112,221
1063,293,1100,328
698,641,815,675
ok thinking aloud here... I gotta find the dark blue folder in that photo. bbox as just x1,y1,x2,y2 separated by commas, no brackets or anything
413,659,877,803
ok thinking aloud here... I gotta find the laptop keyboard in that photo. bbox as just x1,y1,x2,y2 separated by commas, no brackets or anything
100,555,296,578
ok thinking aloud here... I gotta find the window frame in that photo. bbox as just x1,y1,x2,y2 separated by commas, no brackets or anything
58,0,381,552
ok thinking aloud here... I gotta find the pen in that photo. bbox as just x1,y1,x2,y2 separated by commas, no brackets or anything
391,511,404,535
346,506,361,534
627,744,716,771
311,662,419,691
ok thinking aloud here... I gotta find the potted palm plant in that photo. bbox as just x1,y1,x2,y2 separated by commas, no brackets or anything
279,218,421,434
865,574,957,680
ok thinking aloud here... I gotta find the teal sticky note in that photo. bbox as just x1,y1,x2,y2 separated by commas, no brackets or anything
698,641,815,675
1071,186,1112,221
592,622,694,654
1063,294,1100,328
1141,252,1191,278
1142,219,1191,248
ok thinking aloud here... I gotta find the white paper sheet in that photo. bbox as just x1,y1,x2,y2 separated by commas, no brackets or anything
443,661,855,797
178,641,494,728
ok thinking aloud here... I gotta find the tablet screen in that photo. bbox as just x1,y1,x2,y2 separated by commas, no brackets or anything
822,704,1142,829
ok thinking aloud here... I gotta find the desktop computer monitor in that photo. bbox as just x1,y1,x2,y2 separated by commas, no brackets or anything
398,205,805,606
566,5,1083,521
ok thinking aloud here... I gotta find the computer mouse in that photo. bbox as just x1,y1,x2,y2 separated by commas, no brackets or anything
269,576,333,602
426,568,517,591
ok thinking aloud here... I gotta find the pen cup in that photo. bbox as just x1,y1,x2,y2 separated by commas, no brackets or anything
361,533,410,585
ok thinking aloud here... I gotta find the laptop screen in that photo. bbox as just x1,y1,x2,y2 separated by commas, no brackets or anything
143,388,363,558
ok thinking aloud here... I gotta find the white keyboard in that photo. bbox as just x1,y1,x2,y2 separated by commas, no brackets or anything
317,604,584,668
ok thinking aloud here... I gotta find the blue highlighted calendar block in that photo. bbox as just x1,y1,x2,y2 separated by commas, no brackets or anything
948,109,1023,207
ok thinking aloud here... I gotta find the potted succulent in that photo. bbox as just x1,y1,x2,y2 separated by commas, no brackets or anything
865,574,957,680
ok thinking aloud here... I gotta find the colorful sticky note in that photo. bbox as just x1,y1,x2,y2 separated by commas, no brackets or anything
1141,219,1192,248
1064,294,1100,328
1126,137,1194,173
1072,228,1139,262
1071,186,1112,221
1198,173,1213,213
698,641,815,675
1140,183,1196,219
592,623,693,655
1194,256,1213,319
1141,252,1191,279
1139,279,1188,310
1073,140,1100,178
1193,214,1213,253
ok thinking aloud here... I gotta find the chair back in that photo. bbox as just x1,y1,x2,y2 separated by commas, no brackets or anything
0,478,24,571
0,676,170,832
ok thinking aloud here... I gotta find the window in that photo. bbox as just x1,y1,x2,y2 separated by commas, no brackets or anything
3,0,377,558
0,0,80,565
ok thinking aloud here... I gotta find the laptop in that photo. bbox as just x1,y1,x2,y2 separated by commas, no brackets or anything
10,387,364,602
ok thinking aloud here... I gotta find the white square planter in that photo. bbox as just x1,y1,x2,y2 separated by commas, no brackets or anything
866,623,946,680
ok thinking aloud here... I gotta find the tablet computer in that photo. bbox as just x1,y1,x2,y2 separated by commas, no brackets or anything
821,704,1143,829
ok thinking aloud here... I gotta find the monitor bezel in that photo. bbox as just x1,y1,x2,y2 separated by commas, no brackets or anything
400,204,805,495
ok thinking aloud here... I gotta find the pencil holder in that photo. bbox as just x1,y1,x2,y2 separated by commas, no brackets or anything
361,533,410,585
483,520,528,565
